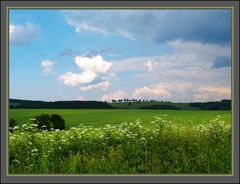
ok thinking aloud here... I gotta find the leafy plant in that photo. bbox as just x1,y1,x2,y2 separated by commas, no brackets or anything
33,114,51,130
50,114,65,130
9,118,17,133
10,118,17,127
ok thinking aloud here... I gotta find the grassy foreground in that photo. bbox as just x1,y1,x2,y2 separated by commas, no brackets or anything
9,115,231,174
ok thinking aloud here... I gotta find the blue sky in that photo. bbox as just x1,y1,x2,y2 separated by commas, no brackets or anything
9,9,232,102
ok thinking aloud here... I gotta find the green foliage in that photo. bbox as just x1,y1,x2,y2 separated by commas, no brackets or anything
32,113,65,130
33,114,51,130
110,101,197,110
10,118,17,127
9,116,231,174
190,100,231,110
9,118,17,133
9,98,231,110
50,114,65,130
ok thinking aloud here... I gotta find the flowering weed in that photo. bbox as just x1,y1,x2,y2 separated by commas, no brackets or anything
9,116,231,174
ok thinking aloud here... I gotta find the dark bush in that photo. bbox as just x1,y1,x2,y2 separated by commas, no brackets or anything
9,118,17,133
9,118,16,127
34,114,51,130
50,114,65,130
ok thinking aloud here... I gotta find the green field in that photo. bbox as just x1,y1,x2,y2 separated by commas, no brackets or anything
9,109,232,174
9,116,231,174
10,109,231,128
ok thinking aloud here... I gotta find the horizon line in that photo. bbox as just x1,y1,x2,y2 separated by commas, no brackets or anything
9,98,231,104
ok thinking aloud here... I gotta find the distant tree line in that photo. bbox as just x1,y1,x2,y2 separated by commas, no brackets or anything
9,99,231,110
111,99,156,103
9,99,113,109
189,100,231,110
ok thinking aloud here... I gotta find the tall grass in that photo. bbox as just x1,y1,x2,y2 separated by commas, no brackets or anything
9,115,231,174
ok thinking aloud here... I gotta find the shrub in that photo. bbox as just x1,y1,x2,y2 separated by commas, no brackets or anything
50,114,65,130
33,114,51,130
9,118,17,133
10,118,17,127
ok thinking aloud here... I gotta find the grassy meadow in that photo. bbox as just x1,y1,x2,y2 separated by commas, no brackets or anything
9,115,231,174
10,109,231,128
9,109,232,174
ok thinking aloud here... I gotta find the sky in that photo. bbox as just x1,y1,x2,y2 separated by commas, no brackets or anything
9,9,232,102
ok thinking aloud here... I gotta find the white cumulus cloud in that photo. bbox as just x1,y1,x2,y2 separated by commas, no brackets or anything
167,39,231,58
131,84,171,100
75,55,112,73
80,81,110,91
41,60,54,74
194,85,231,102
76,96,85,101
111,56,159,73
10,22,39,46
101,90,127,102
200,86,230,95
59,71,97,86
59,55,112,87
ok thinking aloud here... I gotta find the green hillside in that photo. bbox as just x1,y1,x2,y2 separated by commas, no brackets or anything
110,101,200,110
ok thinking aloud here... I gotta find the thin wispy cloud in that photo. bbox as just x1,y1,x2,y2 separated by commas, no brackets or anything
59,49,82,57
63,10,231,44
167,39,231,58
134,40,231,85
111,56,159,73
59,48,119,58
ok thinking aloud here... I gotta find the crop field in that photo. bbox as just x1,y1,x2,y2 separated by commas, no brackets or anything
10,109,231,128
